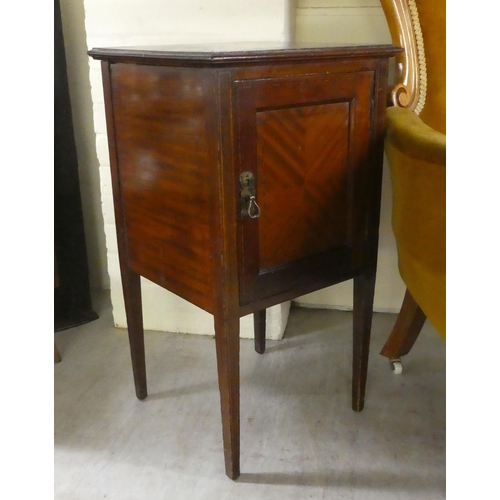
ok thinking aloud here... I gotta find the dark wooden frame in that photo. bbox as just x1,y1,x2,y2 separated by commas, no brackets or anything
55,0,98,331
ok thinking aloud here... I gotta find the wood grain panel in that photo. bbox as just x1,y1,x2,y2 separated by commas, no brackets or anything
256,102,350,269
236,70,374,305
110,64,215,312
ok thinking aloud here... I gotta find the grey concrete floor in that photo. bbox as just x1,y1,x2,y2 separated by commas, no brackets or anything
54,291,445,499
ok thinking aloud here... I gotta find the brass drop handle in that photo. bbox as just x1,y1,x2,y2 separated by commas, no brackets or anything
247,195,261,219
239,171,261,219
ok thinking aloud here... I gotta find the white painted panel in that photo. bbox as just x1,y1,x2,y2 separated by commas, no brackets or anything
296,6,391,45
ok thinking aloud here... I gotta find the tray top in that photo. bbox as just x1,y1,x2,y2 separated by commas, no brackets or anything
88,41,402,66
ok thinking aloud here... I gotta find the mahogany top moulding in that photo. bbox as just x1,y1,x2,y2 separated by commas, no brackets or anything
88,41,401,66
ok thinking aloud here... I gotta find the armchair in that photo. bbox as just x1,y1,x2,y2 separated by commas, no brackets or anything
379,0,445,372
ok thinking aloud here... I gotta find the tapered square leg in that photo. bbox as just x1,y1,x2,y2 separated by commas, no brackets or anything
380,288,426,360
253,309,266,354
214,313,240,480
352,272,376,412
121,268,147,400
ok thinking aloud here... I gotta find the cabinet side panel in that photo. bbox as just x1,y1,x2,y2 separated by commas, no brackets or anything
109,64,215,312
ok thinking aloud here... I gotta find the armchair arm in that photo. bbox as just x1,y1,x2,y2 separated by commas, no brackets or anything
385,106,446,165
385,106,446,336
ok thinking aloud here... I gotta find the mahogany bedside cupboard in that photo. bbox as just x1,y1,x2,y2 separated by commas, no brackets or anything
88,42,401,480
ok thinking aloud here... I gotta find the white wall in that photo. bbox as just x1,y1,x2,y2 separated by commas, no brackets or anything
293,0,406,312
83,0,292,339
295,0,391,45
59,0,109,291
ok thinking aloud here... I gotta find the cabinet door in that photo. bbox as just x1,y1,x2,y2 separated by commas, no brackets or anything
235,71,375,306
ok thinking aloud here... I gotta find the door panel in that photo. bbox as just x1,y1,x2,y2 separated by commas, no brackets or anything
235,71,374,305
256,102,350,269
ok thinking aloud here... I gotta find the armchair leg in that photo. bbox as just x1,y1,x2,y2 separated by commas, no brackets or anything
380,288,426,360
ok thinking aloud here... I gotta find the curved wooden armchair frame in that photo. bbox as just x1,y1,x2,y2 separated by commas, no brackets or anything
380,0,426,114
